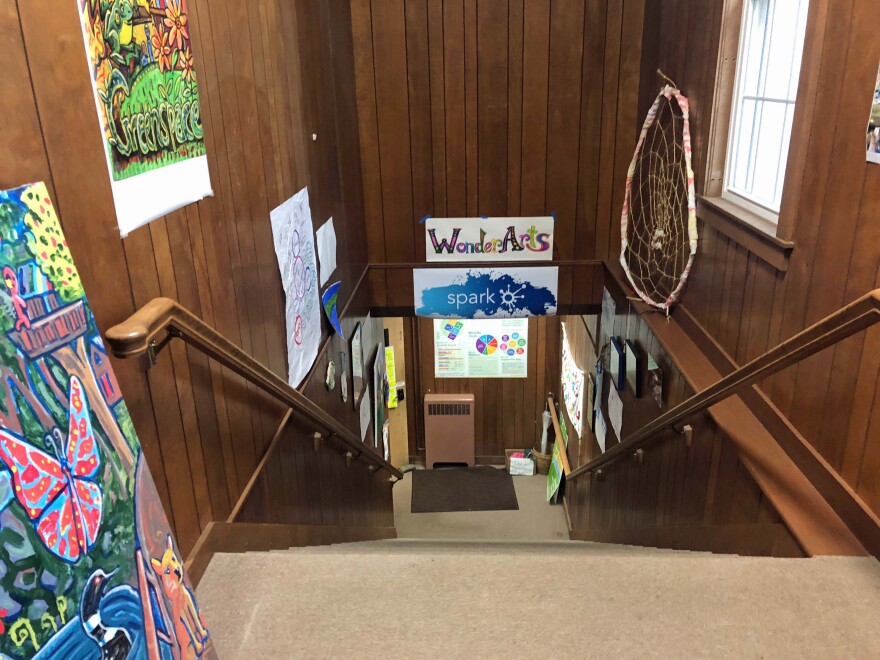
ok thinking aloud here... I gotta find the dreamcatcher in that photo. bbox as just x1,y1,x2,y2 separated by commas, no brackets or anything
620,74,698,313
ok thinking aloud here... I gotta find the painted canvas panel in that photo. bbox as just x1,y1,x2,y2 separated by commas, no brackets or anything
413,267,558,318
0,182,214,659
77,0,213,235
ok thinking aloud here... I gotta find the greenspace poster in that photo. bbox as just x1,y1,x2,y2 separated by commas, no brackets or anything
547,410,568,502
78,0,212,236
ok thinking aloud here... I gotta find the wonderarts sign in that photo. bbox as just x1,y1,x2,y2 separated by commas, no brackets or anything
413,268,558,318
424,217,554,262
78,0,213,235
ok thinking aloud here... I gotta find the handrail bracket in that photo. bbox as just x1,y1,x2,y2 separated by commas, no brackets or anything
147,328,181,367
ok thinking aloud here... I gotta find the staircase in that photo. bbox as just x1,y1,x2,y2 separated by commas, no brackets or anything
196,538,880,658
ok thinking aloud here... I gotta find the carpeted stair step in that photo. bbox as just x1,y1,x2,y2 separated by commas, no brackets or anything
273,538,714,558
197,550,880,659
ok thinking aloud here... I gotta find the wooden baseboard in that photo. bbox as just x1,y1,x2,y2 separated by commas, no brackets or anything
570,522,804,557
186,522,397,586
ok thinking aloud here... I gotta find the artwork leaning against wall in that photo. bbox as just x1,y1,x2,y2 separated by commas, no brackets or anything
0,183,215,659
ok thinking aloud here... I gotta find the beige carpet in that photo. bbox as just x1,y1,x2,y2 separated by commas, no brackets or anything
198,542,880,659
393,469,569,541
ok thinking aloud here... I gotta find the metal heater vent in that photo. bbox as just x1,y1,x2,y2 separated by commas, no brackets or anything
427,403,471,416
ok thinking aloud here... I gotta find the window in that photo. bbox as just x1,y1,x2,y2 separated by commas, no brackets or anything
723,0,809,221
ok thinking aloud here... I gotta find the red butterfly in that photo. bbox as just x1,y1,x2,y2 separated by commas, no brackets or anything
0,375,103,562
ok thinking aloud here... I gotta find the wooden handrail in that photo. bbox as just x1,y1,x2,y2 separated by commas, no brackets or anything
569,288,880,481
105,297,403,480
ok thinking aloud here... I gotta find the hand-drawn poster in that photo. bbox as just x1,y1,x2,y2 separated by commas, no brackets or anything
425,216,554,262
561,323,584,437
413,267,558,318
0,182,214,658
867,61,880,164
271,188,321,388
77,0,213,236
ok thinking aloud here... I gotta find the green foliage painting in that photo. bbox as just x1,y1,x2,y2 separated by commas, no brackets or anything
0,182,214,658
79,0,206,181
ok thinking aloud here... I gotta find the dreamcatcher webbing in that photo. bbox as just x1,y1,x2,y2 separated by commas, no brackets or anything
620,85,698,312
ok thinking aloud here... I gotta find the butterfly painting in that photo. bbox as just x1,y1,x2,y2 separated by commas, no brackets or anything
0,375,103,563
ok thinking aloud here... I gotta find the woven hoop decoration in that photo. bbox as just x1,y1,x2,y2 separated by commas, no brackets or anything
619,85,698,312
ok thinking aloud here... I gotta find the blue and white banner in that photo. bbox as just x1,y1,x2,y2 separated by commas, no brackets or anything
413,267,558,318
425,216,554,262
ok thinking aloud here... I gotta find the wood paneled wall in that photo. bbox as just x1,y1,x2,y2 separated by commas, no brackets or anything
0,0,386,556
351,0,648,272
405,316,560,463
643,0,880,518
559,287,802,556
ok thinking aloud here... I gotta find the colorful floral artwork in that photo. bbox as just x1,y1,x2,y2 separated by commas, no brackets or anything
0,182,214,659
561,324,584,438
78,0,212,235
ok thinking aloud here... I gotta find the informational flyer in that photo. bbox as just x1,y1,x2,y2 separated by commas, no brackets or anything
433,319,528,378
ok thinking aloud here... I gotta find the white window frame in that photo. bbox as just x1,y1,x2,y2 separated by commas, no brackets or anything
722,0,809,224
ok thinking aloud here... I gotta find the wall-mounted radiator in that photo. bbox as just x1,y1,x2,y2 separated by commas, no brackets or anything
424,393,475,469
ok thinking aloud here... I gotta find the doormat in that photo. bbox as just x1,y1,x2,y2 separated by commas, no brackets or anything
411,466,519,513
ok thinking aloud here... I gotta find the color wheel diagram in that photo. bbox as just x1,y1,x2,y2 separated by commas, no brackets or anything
475,334,498,355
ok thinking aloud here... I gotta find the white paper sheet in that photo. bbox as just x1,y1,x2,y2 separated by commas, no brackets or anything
595,408,607,452
271,188,322,388
359,387,371,442
316,217,338,287
561,323,585,436
608,383,624,442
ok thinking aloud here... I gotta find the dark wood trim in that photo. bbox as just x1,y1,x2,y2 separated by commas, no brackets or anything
373,259,605,269
570,522,804,557
698,196,794,272
186,521,397,586
677,303,880,558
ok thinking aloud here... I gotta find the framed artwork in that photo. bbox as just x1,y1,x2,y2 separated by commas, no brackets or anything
609,336,626,391
625,340,643,397
648,355,663,408
350,322,365,409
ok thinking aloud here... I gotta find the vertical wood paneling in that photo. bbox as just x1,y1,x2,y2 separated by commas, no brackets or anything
2,0,388,556
653,0,880,521
353,0,646,260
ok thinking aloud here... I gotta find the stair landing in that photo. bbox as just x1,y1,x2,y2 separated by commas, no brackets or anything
197,539,880,658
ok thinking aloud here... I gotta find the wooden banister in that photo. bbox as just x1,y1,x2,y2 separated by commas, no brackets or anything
105,297,403,480
569,288,880,482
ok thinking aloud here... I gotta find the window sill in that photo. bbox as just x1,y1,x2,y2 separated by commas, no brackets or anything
697,195,794,272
